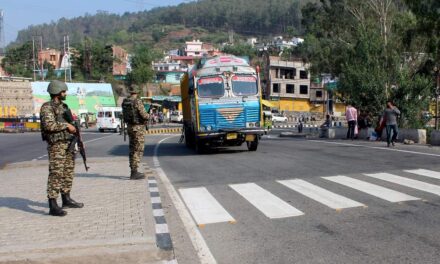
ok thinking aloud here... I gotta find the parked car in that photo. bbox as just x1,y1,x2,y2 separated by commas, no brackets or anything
170,111,183,123
272,114,287,122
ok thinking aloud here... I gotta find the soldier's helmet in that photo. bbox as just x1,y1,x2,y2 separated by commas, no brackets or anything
128,85,140,94
47,80,68,95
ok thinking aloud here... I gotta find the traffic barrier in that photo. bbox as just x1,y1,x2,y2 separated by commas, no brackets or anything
145,127,182,135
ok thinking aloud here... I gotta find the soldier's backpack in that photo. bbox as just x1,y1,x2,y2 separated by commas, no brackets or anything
122,98,140,124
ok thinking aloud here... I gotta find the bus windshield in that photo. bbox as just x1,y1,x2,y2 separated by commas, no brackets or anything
197,77,224,98
232,75,258,96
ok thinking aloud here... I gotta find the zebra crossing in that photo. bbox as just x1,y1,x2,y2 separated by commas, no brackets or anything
178,169,440,226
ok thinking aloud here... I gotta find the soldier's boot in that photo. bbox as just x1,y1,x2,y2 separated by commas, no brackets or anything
61,193,84,208
130,169,145,180
48,198,67,217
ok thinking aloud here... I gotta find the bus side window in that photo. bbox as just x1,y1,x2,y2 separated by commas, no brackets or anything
98,112,104,118
105,112,112,118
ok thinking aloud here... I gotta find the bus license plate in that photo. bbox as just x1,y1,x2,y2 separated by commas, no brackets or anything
226,133,237,140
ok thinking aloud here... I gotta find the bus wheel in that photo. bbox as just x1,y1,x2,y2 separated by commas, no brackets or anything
246,137,258,151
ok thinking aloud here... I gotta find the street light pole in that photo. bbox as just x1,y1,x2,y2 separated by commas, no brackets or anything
436,71,439,130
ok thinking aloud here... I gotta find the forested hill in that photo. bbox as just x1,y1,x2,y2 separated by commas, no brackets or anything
12,0,314,49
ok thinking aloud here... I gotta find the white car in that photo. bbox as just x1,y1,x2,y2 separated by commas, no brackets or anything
272,114,287,122
170,111,183,123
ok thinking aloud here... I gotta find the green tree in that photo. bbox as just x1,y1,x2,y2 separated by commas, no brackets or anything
1,42,33,78
127,45,161,95
71,38,114,81
299,0,434,127
222,43,257,60
43,60,55,80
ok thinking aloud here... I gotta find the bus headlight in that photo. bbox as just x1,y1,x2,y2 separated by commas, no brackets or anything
246,122,256,128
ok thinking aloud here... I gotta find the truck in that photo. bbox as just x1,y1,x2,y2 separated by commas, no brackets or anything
181,55,265,153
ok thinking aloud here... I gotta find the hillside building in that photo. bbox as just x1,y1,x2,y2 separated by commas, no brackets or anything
263,56,327,119
112,46,130,80
38,49,62,69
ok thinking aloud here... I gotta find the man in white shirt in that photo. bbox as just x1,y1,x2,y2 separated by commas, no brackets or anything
345,104,358,140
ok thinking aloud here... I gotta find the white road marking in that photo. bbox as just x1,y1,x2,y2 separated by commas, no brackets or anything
153,209,165,217
155,223,169,234
364,173,440,196
154,136,217,264
34,134,114,160
323,176,419,202
151,197,162,204
229,183,304,219
148,179,157,184
149,187,159,192
83,134,115,144
278,179,364,210
308,140,440,157
404,169,440,180
179,187,235,224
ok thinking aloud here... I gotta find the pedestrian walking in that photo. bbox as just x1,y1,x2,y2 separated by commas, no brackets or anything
345,103,358,140
383,100,400,147
122,85,150,180
40,80,84,217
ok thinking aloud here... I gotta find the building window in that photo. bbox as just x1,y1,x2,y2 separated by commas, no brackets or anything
50,55,56,61
286,84,294,93
300,85,308,95
316,90,323,97
272,83,280,93
300,70,308,79
276,68,296,79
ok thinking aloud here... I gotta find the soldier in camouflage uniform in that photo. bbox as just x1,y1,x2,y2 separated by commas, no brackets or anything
122,85,149,180
40,80,84,217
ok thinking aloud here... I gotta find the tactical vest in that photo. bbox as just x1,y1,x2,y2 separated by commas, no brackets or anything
41,101,73,144
122,98,142,124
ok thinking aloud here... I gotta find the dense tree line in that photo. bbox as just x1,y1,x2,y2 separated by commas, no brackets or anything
293,0,439,128
10,0,313,49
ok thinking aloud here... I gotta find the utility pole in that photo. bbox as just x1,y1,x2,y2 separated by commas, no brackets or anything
0,10,5,54
84,39,92,80
39,36,44,81
32,37,36,81
63,35,72,82
436,70,439,130
32,36,43,81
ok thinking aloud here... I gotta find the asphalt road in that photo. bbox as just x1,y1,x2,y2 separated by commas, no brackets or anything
3,129,440,263
150,131,440,264
0,129,124,168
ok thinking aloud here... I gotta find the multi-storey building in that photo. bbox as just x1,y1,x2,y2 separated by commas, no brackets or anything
38,49,62,69
185,39,205,57
263,56,331,119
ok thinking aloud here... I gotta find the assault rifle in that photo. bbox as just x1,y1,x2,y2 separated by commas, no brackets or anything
65,108,90,171
121,117,127,142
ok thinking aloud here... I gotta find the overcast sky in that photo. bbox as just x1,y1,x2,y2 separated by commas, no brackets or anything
0,0,190,45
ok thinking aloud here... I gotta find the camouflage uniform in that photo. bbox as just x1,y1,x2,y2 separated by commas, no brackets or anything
122,96,149,173
40,100,75,198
